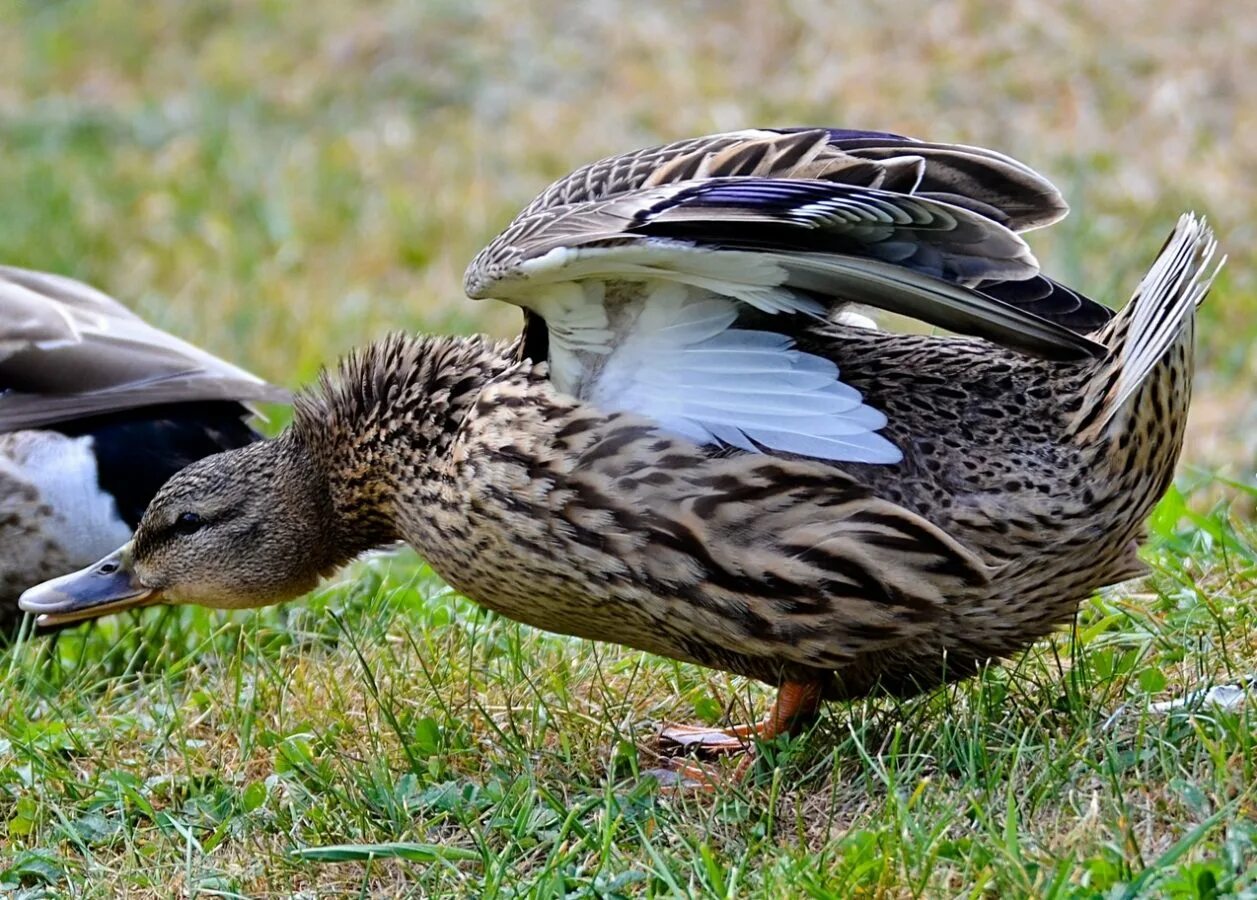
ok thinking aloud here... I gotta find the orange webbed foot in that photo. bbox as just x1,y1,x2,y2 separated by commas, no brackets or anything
646,680,824,790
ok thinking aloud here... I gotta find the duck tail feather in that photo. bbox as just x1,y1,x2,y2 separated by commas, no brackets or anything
1072,213,1222,438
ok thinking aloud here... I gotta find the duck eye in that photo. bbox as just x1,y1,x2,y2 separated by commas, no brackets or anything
173,511,204,535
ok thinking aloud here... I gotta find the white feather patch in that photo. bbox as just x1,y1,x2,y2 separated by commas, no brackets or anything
515,243,824,317
528,281,614,391
1,431,132,564
591,292,901,464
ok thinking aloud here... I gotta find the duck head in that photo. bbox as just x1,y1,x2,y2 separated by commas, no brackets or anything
19,436,347,625
19,333,506,626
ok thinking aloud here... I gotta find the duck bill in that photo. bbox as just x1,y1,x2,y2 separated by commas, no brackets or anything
18,544,162,626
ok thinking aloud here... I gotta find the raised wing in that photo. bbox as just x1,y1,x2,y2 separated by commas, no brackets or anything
469,175,1105,360
504,127,1112,334
0,267,289,431
466,128,1108,466
518,127,1070,232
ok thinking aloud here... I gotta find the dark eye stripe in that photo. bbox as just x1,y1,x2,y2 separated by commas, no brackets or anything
148,506,239,546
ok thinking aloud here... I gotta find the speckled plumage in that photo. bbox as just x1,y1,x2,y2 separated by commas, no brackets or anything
20,130,1220,733
277,251,1204,699
0,439,76,604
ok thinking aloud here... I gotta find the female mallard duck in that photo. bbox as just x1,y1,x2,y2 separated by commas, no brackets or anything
22,129,1219,764
1,266,287,633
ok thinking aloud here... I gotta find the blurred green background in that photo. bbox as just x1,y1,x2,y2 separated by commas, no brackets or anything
1,0,1252,466
3,4,1256,895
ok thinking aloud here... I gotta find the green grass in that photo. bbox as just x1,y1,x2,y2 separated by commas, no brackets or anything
1,1,1256,895
3,484,1256,896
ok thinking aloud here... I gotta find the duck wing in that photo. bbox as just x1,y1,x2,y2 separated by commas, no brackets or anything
497,127,1112,332
466,129,1105,465
517,127,1066,230
0,267,289,431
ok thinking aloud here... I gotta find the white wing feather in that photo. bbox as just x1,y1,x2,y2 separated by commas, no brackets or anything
590,293,901,464
516,243,824,317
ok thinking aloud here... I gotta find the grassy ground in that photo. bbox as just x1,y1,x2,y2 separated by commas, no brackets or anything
1,1,1255,896
4,494,1257,897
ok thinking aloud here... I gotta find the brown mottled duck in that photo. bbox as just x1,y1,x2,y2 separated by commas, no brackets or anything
21,128,1219,768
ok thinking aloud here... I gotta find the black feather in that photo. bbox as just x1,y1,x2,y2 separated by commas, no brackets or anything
52,402,260,527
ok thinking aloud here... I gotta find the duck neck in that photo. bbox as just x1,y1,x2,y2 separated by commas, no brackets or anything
291,333,516,562
284,430,402,566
